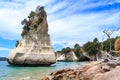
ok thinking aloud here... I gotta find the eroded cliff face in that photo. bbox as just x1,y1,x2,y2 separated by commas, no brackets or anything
7,6,56,66
57,51,78,61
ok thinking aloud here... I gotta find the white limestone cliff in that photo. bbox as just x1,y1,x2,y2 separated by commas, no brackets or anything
57,51,78,61
7,6,56,66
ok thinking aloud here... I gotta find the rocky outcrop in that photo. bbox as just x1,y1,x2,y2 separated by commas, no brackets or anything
57,51,78,61
56,51,90,62
7,6,56,66
55,52,62,59
79,53,90,61
42,57,120,80
66,51,78,61
56,54,66,61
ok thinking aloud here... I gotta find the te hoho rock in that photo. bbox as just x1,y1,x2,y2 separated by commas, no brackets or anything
7,6,56,66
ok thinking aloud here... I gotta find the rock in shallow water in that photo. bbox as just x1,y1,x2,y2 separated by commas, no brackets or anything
42,59,120,80
7,6,56,66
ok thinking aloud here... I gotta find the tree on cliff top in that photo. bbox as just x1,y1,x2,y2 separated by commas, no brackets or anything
61,47,71,54
74,43,82,58
83,37,101,56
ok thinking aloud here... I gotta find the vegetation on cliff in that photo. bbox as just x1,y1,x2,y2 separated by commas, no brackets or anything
28,11,35,18
56,36,120,60
74,43,82,58
83,37,101,56
57,43,83,59
21,11,35,37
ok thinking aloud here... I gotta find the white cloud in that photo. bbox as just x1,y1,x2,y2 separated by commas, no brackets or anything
0,47,12,51
0,0,120,50
47,1,66,14
49,12,120,44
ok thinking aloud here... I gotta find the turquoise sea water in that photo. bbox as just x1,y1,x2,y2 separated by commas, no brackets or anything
0,61,86,80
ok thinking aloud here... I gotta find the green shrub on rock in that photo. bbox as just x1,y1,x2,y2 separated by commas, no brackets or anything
28,11,35,18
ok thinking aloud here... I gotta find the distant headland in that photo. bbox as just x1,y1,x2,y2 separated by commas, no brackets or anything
0,57,7,61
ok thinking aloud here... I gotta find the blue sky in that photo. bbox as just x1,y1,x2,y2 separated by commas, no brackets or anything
0,0,120,57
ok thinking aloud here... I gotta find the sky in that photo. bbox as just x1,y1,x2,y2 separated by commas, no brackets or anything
0,0,120,57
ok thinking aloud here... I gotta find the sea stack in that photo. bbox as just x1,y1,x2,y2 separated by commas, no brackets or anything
7,6,56,66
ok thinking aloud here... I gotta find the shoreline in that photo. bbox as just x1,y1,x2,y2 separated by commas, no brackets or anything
42,57,120,80
0,61,87,80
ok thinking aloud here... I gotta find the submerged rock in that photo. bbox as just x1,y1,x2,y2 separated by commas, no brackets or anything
7,6,56,66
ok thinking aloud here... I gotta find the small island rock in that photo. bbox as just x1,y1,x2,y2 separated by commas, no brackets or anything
7,6,56,66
